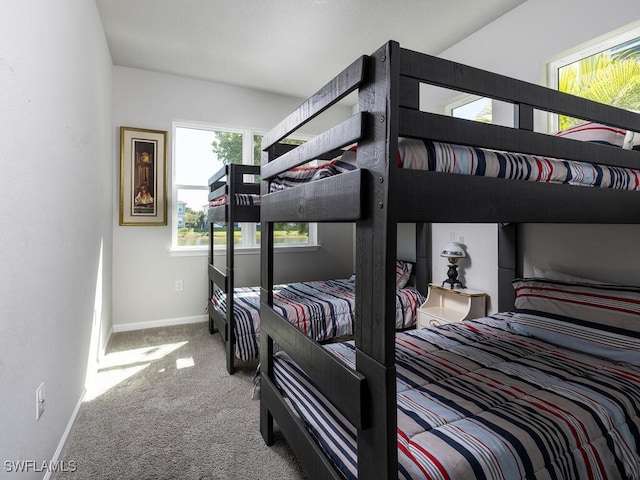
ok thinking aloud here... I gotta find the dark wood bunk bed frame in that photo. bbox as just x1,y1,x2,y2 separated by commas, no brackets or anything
207,149,431,376
258,40,640,479
207,163,260,374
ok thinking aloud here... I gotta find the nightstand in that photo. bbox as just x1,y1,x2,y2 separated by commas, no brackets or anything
417,283,487,328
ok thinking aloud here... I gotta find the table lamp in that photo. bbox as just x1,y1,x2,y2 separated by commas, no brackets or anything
441,241,466,289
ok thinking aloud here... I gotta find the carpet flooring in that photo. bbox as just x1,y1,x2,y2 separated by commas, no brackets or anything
53,322,307,479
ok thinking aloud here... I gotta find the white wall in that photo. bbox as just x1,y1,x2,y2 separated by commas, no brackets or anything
431,225,500,313
112,67,354,329
0,1,113,477
421,0,640,303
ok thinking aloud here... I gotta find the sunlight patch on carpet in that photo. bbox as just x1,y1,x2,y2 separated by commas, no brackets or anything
84,341,189,401
176,356,194,369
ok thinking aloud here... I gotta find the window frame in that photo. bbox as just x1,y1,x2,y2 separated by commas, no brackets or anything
170,121,317,255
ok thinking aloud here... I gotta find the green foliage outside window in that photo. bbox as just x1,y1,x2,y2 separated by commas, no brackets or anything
211,131,243,165
208,131,310,245
558,48,640,130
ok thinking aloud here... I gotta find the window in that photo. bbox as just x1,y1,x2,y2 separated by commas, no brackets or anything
251,136,310,246
172,123,315,251
548,25,640,131
449,96,493,123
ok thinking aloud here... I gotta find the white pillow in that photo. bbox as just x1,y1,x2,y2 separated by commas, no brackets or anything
623,130,640,150
532,266,605,285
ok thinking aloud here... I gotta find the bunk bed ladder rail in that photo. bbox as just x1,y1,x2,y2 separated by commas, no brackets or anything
207,164,236,372
207,166,230,338
259,53,370,479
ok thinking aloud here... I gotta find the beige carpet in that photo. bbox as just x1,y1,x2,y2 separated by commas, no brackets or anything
53,322,306,479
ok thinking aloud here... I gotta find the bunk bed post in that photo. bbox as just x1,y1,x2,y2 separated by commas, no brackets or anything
208,220,216,334
355,40,400,480
498,223,517,312
259,151,275,446
225,164,236,374
415,223,431,296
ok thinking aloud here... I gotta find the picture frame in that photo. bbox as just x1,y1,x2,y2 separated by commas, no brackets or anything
119,126,168,226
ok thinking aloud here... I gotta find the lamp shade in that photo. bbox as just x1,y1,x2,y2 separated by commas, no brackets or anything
440,241,466,259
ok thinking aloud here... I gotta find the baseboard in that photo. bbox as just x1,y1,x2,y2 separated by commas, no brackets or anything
112,314,208,333
43,389,85,480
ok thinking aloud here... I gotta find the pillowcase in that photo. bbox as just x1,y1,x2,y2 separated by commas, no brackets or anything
554,122,626,148
396,260,413,289
532,266,605,285
510,278,640,366
623,130,640,150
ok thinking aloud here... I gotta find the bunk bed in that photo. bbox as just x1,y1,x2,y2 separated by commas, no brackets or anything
208,163,427,375
258,41,640,479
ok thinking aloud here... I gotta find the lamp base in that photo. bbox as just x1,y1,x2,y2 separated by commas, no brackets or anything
442,264,464,289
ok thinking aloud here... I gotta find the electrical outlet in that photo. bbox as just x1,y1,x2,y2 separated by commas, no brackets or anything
36,383,45,420
175,280,184,291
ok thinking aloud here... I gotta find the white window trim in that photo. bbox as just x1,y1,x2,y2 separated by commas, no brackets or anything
442,93,487,116
169,243,320,257
170,121,318,253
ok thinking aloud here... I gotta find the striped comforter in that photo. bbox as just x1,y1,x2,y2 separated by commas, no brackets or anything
403,139,640,190
273,313,640,479
269,138,640,192
212,279,424,361
209,193,260,208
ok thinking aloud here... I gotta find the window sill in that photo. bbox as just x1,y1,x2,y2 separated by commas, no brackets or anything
169,244,320,257
168,247,208,257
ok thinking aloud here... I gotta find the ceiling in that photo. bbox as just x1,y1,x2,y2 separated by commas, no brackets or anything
96,0,525,100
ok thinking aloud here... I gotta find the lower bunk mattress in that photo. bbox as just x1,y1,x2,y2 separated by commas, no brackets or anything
211,278,424,362
272,313,640,480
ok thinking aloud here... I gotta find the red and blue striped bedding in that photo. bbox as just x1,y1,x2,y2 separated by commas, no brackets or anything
269,138,640,192
212,279,424,361
273,313,640,479
268,158,357,192
209,193,261,208
403,139,640,190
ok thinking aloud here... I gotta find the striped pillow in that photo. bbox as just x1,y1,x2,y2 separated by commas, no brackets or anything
554,122,626,147
511,278,640,365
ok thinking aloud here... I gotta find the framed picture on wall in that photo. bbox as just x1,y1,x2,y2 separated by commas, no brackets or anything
119,126,168,226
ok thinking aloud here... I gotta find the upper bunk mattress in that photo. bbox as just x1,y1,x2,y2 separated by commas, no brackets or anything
401,137,640,190
209,193,261,208
269,136,640,192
